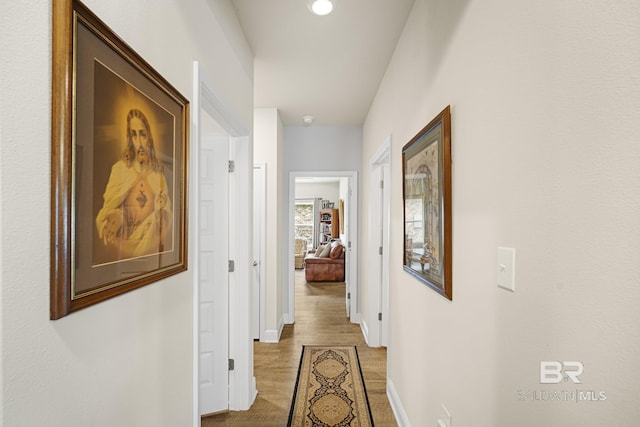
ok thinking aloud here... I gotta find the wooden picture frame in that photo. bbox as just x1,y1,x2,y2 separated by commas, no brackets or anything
51,0,189,319
402,105,452,300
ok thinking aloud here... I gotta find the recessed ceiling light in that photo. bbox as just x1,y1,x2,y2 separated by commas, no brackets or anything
308,0,335,16
302,115,314,126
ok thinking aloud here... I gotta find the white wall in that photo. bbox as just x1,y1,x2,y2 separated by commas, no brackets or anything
295,181,340,203
283,125,362,252
0,0,252,425
284,125,362,320
253,108,285,338
284,126,362,172
363,0,640,425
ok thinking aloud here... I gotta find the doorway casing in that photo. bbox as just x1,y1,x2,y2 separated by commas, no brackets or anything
365,135,391,347
287,171,359,324
192,61,256,426
252,163,267,341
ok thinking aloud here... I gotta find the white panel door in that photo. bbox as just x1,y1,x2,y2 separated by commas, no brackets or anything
198,127,229,415
380,163,390,346
251,165,265,340
344,183,351,318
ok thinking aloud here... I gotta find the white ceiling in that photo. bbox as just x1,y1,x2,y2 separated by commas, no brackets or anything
231,0,415,126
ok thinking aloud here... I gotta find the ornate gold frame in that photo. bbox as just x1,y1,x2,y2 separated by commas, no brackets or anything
51,0,189,319
402,105,452,300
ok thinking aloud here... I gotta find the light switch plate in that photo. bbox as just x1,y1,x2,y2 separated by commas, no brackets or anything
497,247,515,292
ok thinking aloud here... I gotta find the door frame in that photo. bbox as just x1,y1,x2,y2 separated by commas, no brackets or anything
366,136,391,347
192,61,255,426
252,163,267,341
287,171,359,324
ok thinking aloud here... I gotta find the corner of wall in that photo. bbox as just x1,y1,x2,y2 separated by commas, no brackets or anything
261,313,286,343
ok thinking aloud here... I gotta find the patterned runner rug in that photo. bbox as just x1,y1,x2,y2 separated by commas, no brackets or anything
287,345,374,426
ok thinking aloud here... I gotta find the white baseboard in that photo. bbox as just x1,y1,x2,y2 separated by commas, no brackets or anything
360,318,370,345
284,312,294,324
350,311,361,324
262,329,279,342
261,315,286,343
387,377,411,427
251,376,258,404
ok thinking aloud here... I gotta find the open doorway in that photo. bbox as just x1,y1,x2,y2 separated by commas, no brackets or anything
293,178,340,259
192,61,255,421
287,171,359,325
367,137,391,348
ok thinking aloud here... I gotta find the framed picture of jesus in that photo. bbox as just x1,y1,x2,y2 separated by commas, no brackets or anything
51,0,189,319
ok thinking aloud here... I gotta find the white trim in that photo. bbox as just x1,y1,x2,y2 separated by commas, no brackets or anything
198,73,248,138
261,330,280,343
360,318,370,345
251,377,258,406
261,315,286,343
279,313,285,338
380,156,391,347
367,165,382,347
387,377,411,427
350,311,361,324
191,61,202,427
287,171,359,324
228,134,256,410
253,163,267,342
367,135,392,347
192,61,255,422
371,135,392,165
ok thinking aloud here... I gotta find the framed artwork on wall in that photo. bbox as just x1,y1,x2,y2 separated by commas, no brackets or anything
51,0,189,319
402,105,452,300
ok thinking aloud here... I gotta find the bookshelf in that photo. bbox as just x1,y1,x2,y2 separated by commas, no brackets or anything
319,208,340,243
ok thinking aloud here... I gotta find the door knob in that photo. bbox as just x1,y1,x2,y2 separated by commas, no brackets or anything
252,261,258,266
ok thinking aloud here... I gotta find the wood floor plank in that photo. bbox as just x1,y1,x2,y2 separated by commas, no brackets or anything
202,270,397,426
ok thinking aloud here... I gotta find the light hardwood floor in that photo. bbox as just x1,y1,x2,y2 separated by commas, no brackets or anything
202,269,397,426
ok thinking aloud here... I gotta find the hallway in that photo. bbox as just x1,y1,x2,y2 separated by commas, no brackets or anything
203,270,395,426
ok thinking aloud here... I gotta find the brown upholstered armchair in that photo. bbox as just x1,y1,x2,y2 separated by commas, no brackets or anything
294,238,308,269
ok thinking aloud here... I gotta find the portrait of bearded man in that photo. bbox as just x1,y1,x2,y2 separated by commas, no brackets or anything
95,108,172,259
